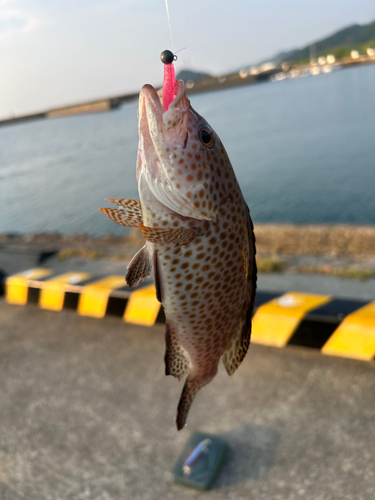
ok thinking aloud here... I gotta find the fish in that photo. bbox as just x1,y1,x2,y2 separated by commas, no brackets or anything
100,80,257,430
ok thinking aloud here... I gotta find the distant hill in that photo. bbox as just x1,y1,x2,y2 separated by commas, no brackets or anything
273,19,375,62
176,69,212,82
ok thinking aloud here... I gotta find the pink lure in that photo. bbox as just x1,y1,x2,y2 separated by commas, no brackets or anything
163,62,175,111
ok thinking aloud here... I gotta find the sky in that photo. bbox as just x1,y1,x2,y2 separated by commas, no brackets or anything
0,0,374,118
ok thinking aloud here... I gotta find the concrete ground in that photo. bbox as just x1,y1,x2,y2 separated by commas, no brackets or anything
0,301,374,500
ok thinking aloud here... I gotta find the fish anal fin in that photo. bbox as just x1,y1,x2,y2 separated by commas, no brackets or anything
125,245,151,287
140,225,199,246
164,324,190,381
99,199,143,227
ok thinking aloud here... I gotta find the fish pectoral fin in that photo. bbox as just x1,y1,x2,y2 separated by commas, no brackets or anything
140,225,200,246
99,199,143,227
164,324,189,381
125,245,152,287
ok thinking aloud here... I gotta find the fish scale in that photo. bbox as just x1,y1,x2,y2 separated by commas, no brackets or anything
101,80,257,430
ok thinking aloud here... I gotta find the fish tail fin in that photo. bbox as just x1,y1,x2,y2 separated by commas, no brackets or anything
176,369,217,431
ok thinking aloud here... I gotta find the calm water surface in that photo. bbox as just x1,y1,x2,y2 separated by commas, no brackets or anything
1,64,375,236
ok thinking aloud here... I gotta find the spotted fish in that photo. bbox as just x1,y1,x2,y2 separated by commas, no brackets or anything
100,80,257,430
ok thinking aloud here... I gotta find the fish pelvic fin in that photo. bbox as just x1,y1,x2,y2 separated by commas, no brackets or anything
99,199,143,227
164,324,189,381
222,208,257,376
153,250,163,303
176,369,217,431
125,245,152,287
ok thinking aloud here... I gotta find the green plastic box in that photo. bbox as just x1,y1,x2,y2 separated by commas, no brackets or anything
172,431,228,491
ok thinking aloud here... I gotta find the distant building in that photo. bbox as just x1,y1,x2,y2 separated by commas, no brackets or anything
310,66,320,76
326,54,336,64
367,48,375,56
249,67,260,76
260,62,277,72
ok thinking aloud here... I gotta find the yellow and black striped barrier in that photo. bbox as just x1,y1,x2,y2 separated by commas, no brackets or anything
4,268,164,326
3,269,375,362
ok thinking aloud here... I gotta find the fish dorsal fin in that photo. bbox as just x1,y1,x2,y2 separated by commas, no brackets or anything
165,324,189,381
222,211,257,375
222,319,251,376
125,245,152,287
222,279,255,375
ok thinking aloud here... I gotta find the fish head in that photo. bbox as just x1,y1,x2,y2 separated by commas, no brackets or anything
138,81,229,221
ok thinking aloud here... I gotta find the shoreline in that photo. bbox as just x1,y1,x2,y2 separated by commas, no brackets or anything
1,224,374,280
1,223,374,256
2,58,374,128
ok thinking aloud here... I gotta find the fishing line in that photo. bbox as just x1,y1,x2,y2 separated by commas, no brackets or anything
164,0,175,53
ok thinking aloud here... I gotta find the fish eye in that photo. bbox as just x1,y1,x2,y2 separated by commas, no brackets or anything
199,126,214,148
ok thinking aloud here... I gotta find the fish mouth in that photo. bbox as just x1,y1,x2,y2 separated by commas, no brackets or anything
138,80,190,151
137,81,200,219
